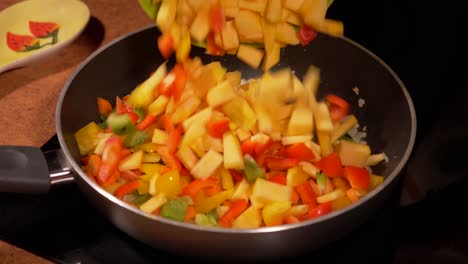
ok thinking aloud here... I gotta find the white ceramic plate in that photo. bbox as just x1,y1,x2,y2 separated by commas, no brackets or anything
0,0,90,74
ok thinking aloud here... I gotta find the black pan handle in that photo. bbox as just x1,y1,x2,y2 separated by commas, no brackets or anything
0,146,74,194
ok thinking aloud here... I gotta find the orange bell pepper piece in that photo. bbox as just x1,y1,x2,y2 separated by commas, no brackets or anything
325,93,350,123
97,97,112,118
314,152,343,178
283,143,316,162
136,114,157,131
218,199,248,227
181,176,219,199
157,31,174,59
295,181,317,206
114,180,140,200
343,166,370,191
97,136,123,187
206,118,230,138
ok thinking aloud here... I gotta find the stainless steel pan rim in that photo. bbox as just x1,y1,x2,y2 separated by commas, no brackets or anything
56,24,417,234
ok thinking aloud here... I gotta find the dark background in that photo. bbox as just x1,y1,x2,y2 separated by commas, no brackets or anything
1,1,467,263
328,0,468,146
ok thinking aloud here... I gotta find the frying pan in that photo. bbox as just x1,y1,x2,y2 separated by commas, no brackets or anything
0,25,416,262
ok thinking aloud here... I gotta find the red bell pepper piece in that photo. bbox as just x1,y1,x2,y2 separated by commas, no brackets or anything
157,31,174,59
291,188,300,205
114,180,140,200
284,215,300,224
343,166,371,190
97,136,123,187
283,143,316,162
184,205,197,222
181,176,218,199
297,25,318,46
206,118,230,138
314,152,343,177
126,112,139,124
161,115,182,154
265,141,285,156
210,5,225,33
120,148,132,159
120,169,142,181
218,199,249,227
268,173,287,185
171,63,187,102
253,141,281,167
157,64,187,101
86,154,101,178
204,183,222,196
97,97,112,118
205,32,225,56
306,202,333,220
158,71,176,96
136,113,157,131
167,125,183,154
254,139,273,157
265,157,299,171
325,93,350,122
241,139,256,156
295,181,317,206
115,96,133,114
161,114,175,133
229,169,245,182
156,146,182,172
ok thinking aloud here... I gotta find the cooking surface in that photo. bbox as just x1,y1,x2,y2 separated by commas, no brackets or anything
1,0,467,263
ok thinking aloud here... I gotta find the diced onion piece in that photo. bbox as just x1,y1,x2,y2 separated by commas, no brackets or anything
331,115,358,143
190,150,224,179
140,193,167,213
281,135,312,145
299,161,320,178
366,153,388,166
287,204,309,217
316,189,345,204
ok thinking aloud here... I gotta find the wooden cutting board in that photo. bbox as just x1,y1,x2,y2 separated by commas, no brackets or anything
0,0,153,262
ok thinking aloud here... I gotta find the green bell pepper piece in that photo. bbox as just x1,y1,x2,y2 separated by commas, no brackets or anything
137,0,161,20
133,107,147,123
339,133,354,142
106,112,136,135
160,197,190,222
195,209,219,226
131,193,152,206
243,154,265,183
316,172,328,192
124,130,149,148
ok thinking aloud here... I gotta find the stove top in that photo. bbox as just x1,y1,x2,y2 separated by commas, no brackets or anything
0,125,467,264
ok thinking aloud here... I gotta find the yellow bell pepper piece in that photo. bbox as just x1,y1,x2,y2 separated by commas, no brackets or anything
74,122,102,156
138,179,150,194
220,167,234,190
156,170,181,198
140,163,166,180
140,193,167,214
332,195,352,210
262,201,292,226
232,205,262,228
194,189,233,214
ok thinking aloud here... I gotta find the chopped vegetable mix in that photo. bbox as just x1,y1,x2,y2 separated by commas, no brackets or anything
74,52,386,229
139,0,343,71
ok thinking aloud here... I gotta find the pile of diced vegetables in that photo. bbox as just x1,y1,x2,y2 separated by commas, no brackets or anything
74,56,387,228
139,0,343,70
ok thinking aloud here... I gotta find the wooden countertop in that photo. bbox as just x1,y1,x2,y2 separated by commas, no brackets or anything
0,0,153,262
